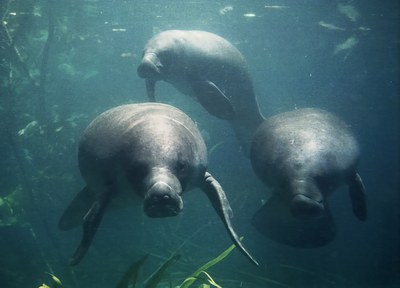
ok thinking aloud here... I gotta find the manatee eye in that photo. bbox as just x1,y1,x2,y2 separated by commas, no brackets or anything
125,160,149,190
176,160,187,173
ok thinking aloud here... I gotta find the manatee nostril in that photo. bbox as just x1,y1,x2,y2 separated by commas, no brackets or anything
137,54,162,79
137,62,154,78
144,181,183,218
150,193,171,204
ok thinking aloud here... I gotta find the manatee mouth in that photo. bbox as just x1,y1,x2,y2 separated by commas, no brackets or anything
137,53,162,79
144,181,183,218
290,194,324,219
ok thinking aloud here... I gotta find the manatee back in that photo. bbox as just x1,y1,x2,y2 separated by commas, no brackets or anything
78,103,207,191
145,30,248,72
251,108,360,189
145,30,255,103
144,30,263,150
80,103,202,151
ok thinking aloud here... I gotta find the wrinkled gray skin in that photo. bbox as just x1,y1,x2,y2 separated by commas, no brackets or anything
251,108,367,247
137,30,265,154
59,103,258,266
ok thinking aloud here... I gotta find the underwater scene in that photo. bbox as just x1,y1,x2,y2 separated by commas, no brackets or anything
0,0,398,287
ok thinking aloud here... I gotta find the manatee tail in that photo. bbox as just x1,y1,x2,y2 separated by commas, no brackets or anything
201,172,259,266
349,172,367,221
252,195,336,248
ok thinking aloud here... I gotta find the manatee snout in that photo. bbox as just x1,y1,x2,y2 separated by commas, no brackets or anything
137,53,162,79
144,182,183,217
143,170,183,218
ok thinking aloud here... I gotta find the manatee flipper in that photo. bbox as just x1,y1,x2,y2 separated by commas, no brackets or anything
69,192,111,266
201,172,259,266
58,186,97,230
349,172,367,221
251,195,336,248
146,79,156,102
191,80,235,120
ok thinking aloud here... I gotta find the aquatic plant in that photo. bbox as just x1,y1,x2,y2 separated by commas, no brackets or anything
0,185,29,227
176,239,239,288
113,239,238,288
38,272,63,288
116,254,149,288
144,254,181,288
179,270,222,288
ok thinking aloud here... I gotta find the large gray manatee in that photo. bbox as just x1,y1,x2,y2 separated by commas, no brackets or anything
137,30,265,154
250,108,367,247
59,103,258,266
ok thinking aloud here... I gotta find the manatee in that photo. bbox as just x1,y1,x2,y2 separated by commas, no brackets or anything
137,30,264,154
59,103,258,266
250,108,367,247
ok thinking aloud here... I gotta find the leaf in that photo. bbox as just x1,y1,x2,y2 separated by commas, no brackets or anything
179,277,198,287
116,254,149,288
144,254,180,288
178,238,241,288
46,272,62,287
197,271,222,288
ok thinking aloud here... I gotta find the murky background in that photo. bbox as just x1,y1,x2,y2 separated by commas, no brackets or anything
0,1,398,287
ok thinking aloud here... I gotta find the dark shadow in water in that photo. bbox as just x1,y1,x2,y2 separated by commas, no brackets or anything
252,195,336,248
